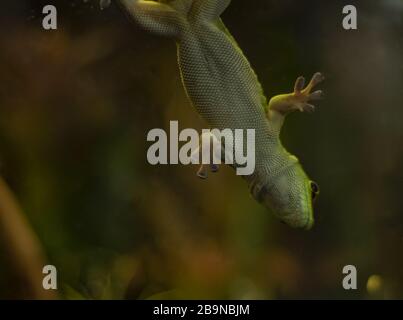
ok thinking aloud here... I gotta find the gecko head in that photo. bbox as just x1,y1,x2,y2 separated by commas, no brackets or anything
252,162,319,230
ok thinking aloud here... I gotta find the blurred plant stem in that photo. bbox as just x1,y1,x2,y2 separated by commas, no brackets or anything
0,177,57,299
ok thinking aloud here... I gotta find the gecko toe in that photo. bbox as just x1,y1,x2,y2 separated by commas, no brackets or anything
197,172,208,179
303,103,316,113
197,167,208,179
310,90,324,100
294,76,306,93
313,72,325,84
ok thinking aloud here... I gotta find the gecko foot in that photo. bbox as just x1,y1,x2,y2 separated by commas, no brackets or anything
268,72,325,116
197,164,219,179
197,165,208,179
295,72,325,113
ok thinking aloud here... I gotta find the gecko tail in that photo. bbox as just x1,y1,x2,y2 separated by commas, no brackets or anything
120,0,232,38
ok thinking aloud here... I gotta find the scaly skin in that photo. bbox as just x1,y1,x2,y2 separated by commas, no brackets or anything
120,0,324,229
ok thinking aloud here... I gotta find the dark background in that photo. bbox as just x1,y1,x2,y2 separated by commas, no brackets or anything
0,0,402,299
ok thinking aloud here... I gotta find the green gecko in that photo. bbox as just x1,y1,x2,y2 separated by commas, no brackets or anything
120,0,324,229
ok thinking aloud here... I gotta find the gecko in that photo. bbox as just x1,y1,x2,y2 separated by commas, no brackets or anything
119,0,324,229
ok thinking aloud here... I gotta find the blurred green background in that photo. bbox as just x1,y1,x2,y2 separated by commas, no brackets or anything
0,0,402,299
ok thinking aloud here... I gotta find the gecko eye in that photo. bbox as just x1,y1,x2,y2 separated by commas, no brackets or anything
310,181,320,200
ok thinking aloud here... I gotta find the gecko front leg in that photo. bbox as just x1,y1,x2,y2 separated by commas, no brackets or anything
267,72,325,131
191,132,222,180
